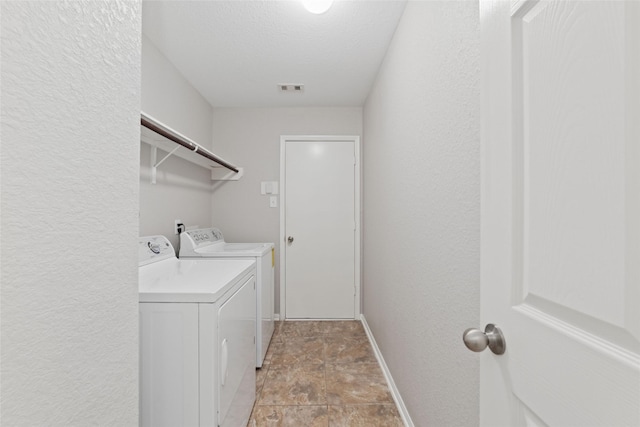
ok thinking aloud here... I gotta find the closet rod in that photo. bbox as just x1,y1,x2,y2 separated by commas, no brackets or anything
140,115,239,173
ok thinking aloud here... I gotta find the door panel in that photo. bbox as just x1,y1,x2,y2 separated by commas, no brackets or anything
515,0,634,331
284,139,356,319
481,0,640,425
218,276,256,427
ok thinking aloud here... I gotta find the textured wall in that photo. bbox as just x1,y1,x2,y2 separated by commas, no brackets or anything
210,107,363,315
362,2,480,425
1,1,141,426
139,35,214,249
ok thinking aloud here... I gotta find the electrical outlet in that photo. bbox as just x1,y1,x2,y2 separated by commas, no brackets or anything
174,219,183,235
269,196,278,208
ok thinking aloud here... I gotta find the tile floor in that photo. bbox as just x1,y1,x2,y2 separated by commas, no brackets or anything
248,320,404,427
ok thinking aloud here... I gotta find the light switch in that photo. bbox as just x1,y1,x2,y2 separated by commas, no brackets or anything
269,196,278,208
261,181,279,195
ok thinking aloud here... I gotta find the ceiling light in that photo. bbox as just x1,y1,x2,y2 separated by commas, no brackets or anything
301,0,334,14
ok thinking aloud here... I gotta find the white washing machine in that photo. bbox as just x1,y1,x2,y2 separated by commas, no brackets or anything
139,235,256,427
179,227,274,368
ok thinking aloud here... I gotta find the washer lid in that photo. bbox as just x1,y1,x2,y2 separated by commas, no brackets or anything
138,258,255,303
180,227,274,257
193,242,274,257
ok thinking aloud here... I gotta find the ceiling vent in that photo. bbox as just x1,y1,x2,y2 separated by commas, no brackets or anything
279,84,304,93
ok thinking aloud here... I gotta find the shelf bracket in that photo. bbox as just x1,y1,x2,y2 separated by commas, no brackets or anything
141,112,244,184
150,145,180,184
211,167,244,181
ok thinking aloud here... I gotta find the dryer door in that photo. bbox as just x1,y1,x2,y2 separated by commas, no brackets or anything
218,275,256,427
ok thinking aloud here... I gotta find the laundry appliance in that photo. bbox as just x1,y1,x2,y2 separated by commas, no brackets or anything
180,227,275,368
139,235,256,427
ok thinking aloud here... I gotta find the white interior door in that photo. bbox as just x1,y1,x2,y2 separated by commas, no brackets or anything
480,0,640,425
282,137,359,319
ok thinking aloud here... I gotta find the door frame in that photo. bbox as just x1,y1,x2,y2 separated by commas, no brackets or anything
279,135,361,320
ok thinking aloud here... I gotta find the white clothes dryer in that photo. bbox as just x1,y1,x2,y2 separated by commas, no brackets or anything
139,235,256,427
179,228,275,368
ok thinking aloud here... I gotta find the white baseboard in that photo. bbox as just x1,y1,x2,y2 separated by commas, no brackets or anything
274,315,363,322
360,314,414,427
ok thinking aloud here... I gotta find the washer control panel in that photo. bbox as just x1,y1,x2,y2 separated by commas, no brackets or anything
183,228,224,247
139,235,175,266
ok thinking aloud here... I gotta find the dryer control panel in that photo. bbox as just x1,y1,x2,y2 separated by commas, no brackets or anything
139,235,176,266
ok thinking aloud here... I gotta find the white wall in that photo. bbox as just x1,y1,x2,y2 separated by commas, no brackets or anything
139,35,214,249
1,2,140,425
211,107,363,315
363,2,480,425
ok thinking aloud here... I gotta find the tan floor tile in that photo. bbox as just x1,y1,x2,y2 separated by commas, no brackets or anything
263,340,283,365
249,321,403,425
248,405,328,427
322,321,366,337
270,336,325,365
325,336,376,364
258,364,326,405
270,321,285,343
274,320,284,332
326,363,393,405
280,321,326,337
328,404,403,427
256,365,269,396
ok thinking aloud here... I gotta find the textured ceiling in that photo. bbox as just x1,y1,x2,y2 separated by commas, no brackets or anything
142,1,407,107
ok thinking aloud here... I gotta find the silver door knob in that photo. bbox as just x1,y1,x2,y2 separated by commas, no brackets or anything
463,324,505,355
287,236,294,244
